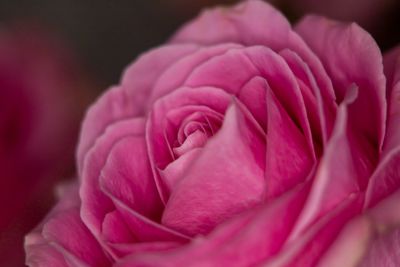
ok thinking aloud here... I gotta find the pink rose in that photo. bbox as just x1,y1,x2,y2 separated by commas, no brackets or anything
25,1,400,266
0,24,93,266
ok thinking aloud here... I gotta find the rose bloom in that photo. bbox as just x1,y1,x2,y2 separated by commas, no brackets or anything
25,1,400,266
0,24,92,266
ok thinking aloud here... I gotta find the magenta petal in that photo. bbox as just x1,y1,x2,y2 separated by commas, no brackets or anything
99,135,188,243
360,229,400,267
265,88,313,199
316,217,372,267
109,241,180,259
367,188,400,228
41,209,110,267
115,182,309,267
161,103,266,236
102,187,190,243
102,210,136,244
121,44,199,110
289,93,361,241
280,49,335,146
265,193,363,267
99,135,162,220
365,148,400,208
150,43,241,102
80,118,146,241
25,183,110,267
171,0,296,51
360,189,400,266
296,15,387,150
25,240,69,267
160,149,202,190
324,189,400,267
237,76,268,131
77,86,136,173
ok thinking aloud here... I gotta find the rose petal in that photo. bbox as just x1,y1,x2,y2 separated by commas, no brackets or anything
80,118,146,241
102,210,136,244
280,49,331,147
364,147,400,208
265,87,313,199
360,189,400,266
99,135,190,244
170,0,295,51
264,193,362,267
316,216,372,267
115,182,310,267
237,76,268,131
77,86,134,173
322,188,400,267
161,102,266,236
109,241,180,259
99,134,162,220
147,86,232,202
360,229,400,267
25,183,110,267
296,15,386,151
25,240,68,267
150,43,241,102
102,186,190,243
289,89,362,241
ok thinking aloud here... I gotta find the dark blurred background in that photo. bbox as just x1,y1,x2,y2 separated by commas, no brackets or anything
1,0,399,90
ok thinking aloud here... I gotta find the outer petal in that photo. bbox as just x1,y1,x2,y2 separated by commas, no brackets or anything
316,216,372,267
150,43,241,103
115,182,310,267
365,47,400,207
264,193,363,267
99,136,162,221
25,183,110,267
280,49,327,146
99,136,189,244
161,103,266,236
364,147,400,208
80,118,146,237
320,188,400,267
77,87,137,173
360,229,400,267
296,15,386,151
360,189,400,267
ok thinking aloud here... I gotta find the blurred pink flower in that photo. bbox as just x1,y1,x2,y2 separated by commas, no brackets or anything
0,23,94,266
25,1,400,266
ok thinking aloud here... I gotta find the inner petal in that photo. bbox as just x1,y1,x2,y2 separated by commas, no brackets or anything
161,103,266,236
173,130,208,157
